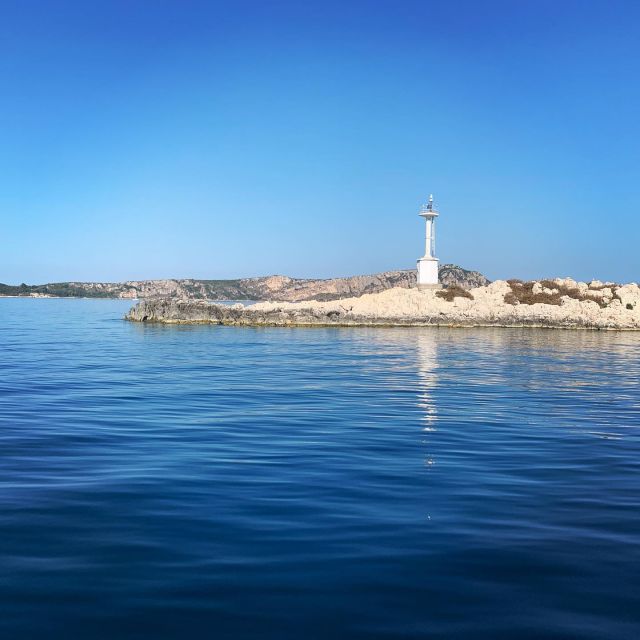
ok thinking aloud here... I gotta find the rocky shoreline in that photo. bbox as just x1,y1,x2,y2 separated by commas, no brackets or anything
125,279,640,330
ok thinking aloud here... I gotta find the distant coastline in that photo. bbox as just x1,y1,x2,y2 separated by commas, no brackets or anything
0,265,487,302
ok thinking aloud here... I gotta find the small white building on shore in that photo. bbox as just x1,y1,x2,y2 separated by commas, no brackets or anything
417,194,442,289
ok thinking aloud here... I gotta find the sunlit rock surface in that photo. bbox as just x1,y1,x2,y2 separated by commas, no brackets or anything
126,280,640,330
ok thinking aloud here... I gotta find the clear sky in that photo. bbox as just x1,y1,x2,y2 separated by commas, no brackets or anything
1,0,638,284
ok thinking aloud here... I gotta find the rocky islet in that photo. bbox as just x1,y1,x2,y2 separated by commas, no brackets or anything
125,278,640,330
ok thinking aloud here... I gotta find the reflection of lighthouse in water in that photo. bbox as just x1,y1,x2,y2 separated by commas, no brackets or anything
416,333,439,433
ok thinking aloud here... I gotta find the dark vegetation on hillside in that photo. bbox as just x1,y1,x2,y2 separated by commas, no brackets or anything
0,282,116,297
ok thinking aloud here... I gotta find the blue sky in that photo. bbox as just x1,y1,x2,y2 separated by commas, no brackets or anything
1,0,638,283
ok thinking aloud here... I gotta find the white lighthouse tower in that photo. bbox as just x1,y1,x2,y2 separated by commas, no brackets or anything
416,194,441,289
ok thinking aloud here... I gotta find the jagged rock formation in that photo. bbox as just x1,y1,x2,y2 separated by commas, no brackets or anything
125,278,640,330
237,271,418,302
0,264,487,302
438,264,489,289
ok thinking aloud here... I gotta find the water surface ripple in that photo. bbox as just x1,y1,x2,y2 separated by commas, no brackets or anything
1,299,639,639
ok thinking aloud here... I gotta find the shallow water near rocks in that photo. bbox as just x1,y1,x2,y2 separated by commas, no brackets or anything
1,298,639,639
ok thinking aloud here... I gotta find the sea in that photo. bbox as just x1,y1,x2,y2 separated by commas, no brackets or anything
1,298,639,639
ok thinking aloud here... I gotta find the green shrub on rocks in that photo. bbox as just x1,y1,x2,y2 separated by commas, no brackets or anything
504,279,622,309
436,286,474,302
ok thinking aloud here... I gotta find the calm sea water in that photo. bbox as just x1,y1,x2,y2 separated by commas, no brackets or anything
1,298,639,639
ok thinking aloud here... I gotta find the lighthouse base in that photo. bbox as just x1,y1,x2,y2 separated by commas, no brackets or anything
417,258,441,289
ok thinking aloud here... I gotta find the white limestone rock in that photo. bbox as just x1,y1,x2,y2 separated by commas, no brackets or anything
616,284,640,309
556,277,578,289
127,279,640,330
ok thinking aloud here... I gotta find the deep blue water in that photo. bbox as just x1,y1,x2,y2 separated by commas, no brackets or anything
1,298,639,639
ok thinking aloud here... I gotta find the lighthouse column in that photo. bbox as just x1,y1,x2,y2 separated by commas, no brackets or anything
425,217,434,258
417,194,442,289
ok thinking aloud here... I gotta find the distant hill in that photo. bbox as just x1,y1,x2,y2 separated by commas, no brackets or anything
437,264,490,290
0,264,489,302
